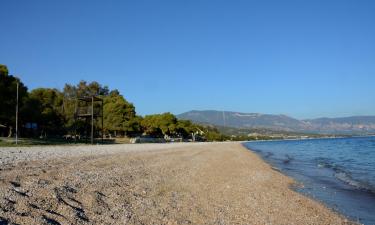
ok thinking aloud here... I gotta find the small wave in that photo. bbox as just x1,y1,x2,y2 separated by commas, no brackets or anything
315,157,336,169
334,172,362,188
334,170,375,194
315,157,375,193
283,154,294,164
264,152,274,158
250,148,262,153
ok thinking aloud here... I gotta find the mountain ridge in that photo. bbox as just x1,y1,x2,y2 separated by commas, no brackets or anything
177,110,375,134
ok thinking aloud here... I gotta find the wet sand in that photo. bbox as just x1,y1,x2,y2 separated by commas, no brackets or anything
0,142,354,224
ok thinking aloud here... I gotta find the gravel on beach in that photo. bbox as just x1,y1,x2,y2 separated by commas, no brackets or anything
0,142,354,224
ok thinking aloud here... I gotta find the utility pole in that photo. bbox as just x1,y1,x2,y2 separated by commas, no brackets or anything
16,81,19,145
91,96,94,144
222,111,226,127
101,99,104,144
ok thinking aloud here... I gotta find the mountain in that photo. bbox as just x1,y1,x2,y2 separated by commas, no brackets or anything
303,116,375,134
177,110,304,131
177,110,375,134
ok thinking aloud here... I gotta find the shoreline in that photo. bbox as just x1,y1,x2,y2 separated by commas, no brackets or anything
244,137,375,225
243,134,375,144
0,142,354,224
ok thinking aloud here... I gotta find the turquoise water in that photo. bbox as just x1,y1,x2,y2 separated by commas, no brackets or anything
244,136,375,225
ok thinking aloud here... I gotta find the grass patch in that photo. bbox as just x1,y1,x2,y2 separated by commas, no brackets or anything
0,137,118,147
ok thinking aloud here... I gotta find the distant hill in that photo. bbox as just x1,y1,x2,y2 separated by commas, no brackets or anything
303,116,375,134
177,110,375,134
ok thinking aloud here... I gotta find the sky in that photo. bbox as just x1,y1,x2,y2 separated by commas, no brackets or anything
1,0,374,119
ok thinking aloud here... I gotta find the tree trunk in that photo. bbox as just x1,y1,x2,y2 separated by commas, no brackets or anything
191,132,196,142
7,126,13,138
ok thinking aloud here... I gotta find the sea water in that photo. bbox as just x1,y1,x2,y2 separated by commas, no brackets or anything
244,136,375,225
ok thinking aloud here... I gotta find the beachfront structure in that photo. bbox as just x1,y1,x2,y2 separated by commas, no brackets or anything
75,96,104,144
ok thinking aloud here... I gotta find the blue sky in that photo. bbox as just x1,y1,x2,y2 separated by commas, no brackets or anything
1,0,374,119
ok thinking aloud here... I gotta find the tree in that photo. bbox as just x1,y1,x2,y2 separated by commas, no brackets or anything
176,119,195,138
0,64,8,76
157,113,178,135
61,80,140,138
62,80,110,131
103,91,136,136
199,125,227,141
0,64,28,137
141,113,179,137
26,88,65,136
124,116,143,137
1,68,226,142
73,80,110,97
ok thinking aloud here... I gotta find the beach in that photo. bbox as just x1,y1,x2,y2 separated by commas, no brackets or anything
0,142,353,224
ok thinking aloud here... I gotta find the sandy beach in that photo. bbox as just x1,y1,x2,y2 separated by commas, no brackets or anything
0,142,353,225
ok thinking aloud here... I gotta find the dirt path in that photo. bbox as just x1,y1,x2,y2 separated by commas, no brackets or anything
0,143,353,224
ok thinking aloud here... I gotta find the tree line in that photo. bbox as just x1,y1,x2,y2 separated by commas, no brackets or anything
0,64,227,142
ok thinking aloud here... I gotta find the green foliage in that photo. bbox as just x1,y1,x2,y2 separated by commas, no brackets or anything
62,81,110,129
0,66,141,138
0,65,28,132
141,113,179,137
103,91,137,135
176,120,195,137
196,125,228,141
0,64,231,142
157,113,178,135
0,64,9,77
124,116,143,136
139,114,228,141
62,81,141,137
204,131,224,141
27,88,65,135
63,81,109,98
141,114,164,137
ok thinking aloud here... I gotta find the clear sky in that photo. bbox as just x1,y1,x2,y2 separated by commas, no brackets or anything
1,0,374,119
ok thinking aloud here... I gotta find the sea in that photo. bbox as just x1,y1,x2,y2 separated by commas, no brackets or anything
243,136,375,225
